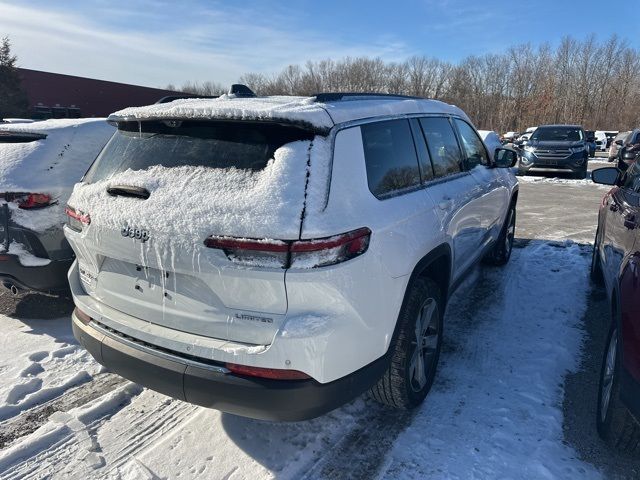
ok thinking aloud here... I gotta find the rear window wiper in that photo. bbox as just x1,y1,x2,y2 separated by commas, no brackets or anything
106,185,150,199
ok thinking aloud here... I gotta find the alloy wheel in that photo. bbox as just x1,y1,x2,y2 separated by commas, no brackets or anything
600,330,618,423
409,298,440,392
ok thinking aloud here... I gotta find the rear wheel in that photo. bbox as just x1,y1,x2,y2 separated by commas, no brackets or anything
484,204,516,266
597,323,640,454
370,278,443,409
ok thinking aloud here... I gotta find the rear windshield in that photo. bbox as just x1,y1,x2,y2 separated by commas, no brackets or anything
84,120,314,183
531,127,584,142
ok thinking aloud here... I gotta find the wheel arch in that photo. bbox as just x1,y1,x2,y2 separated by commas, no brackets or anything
387,244,452,349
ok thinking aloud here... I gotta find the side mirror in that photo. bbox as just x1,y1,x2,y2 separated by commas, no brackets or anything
616,139,624,146
591,167,619,185
494,148,518,168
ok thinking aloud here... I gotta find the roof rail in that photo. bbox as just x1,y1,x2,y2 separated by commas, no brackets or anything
155,95,218,104
313,92,423,103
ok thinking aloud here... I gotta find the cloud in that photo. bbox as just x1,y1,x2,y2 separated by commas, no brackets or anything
0,1,413,88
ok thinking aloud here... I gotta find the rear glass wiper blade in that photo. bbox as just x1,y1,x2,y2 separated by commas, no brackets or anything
106,185,150,199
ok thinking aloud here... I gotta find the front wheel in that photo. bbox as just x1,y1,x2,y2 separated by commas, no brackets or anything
370,278,443,409
484,204,516,266
596,324,640,454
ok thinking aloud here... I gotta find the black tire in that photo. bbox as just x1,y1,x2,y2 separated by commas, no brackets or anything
574,167,588,180
484,204,516,266
596,323,640,454
590,228,604,285
370,277,443,409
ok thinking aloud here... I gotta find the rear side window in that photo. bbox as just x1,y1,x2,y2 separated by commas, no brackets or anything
453,119,490,169
419,117,463,177
84,120,314,183
361,119,421,198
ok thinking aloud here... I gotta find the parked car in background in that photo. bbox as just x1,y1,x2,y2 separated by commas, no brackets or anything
608,131,631,162
586,130,597,158
615,129,640,168
516,126,538,143
591,164,640,454
595,131,609,152
518,124,589,178
605,131,619,149
502,131,519,143
66,91,519,421
0,119,114,294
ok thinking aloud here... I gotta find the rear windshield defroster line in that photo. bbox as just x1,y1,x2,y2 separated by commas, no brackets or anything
84,120,315,183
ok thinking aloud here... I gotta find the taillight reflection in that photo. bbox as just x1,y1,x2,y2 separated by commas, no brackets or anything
204,227,371,269
1,192,53,209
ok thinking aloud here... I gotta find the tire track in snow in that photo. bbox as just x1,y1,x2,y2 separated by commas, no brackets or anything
0,383,143,480
300,405,413,480
0,373,127,449
0,388,198,480
101,399,199,476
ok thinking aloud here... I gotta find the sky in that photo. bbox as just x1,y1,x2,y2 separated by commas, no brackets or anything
0,0,638,90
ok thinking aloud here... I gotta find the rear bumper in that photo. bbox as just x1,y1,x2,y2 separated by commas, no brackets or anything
0,255,73,292
72,311,387,421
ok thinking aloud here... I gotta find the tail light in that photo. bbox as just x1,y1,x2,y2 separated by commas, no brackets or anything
204,227,371,269
225,362,310,380
65,205,91,232
1,192,53,209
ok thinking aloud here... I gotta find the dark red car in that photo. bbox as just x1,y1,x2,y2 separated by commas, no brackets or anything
591,164,640,453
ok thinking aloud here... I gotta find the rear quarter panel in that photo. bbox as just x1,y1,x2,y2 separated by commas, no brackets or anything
287,126,448,381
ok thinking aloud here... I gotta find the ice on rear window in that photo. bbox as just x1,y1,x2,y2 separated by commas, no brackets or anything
68,135,332,240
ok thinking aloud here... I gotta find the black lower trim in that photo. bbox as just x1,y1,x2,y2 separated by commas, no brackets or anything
72,317,389,422
620,366,640,422
0,255,73,292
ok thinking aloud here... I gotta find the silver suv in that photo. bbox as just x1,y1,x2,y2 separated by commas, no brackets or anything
66,90,518,421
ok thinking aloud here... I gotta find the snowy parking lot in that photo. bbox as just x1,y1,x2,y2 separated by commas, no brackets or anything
1,161,639,479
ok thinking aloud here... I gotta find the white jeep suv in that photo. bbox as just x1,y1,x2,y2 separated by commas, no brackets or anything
65,90,518,421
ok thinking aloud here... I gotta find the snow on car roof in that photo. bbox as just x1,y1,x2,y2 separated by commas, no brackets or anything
108,94,469,131
0,118,114,193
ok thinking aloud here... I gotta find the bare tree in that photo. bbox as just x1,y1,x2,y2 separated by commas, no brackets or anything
236,34,640,131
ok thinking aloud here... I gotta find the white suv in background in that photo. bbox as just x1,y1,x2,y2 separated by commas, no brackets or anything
65,89,519,421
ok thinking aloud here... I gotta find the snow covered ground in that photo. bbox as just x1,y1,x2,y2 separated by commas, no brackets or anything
0,239,602,479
